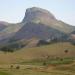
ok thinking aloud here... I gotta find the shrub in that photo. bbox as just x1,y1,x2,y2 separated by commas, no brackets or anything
16,66,20,69
43,62,46,66
64,49,69,54
10,65,13,69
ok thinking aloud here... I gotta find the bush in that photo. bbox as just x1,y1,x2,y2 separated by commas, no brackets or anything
16,66,20,69
64,49,69,54
10,65,13,69
43,62,47,66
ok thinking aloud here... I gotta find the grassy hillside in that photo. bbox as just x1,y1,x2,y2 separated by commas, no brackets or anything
0,42,75,75
0,42,75,64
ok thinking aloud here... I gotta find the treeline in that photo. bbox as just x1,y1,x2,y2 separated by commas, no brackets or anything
0,42,26,52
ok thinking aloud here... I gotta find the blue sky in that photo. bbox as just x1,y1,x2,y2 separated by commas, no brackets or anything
0,0,75,26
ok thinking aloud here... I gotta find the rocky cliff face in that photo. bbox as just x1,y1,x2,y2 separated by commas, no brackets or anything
12,22,67,41
22,7,56,24
22,7,75,33
6,7,75,42
0,7,75,49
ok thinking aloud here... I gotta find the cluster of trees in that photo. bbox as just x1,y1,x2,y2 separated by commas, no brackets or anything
0,46,14,52
0,43,26,52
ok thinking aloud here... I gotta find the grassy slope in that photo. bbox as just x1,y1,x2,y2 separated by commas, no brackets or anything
0,42,75,75
0,71,10,75
0,42,75,64
0,62,75,75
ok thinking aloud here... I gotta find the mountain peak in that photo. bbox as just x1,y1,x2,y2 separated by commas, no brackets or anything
26,7,51,14
22,7,56,23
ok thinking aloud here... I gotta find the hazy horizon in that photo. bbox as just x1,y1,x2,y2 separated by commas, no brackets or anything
0,0,75,26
